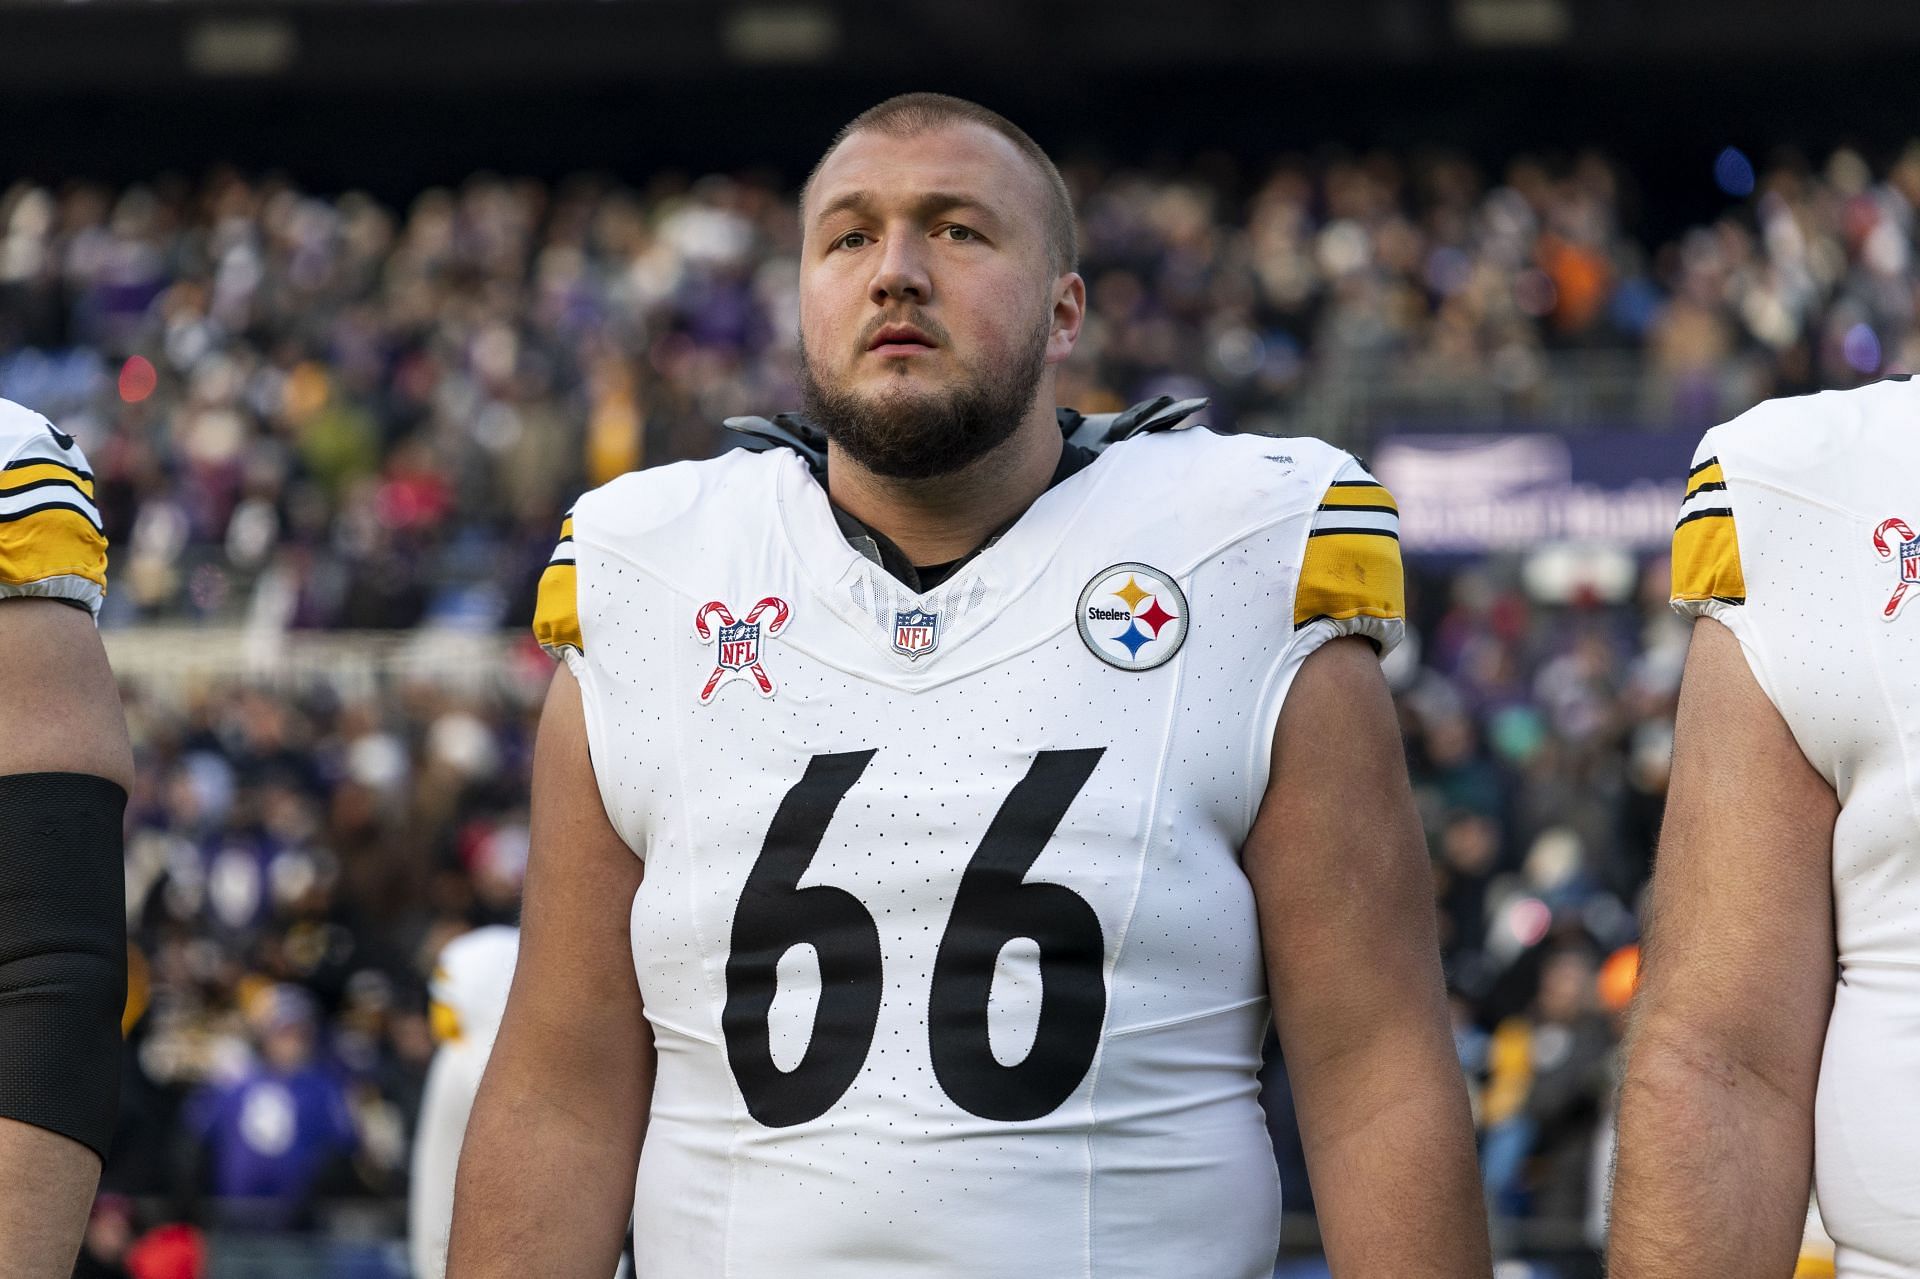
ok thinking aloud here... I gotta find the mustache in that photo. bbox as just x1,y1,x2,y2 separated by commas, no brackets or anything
857,309,951,351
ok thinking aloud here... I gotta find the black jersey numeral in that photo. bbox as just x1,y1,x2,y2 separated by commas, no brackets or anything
928,748,1107,1120
722,750,884,1128
722,748,1107,1126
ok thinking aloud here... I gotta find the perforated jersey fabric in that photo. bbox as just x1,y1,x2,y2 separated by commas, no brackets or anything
537,426,1403,1277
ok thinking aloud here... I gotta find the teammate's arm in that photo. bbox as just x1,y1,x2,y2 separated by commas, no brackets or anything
1245,636,1489,1274
1607,616,1836,1278
448,666,651,1277
0,597,134,1279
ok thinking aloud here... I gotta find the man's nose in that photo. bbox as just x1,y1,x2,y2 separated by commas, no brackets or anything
868,233,932,306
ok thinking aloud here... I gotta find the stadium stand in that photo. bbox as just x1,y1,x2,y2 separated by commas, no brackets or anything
28,140,1919,1275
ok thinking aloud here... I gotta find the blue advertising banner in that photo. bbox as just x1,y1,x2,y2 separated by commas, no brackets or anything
1370,431,1696,555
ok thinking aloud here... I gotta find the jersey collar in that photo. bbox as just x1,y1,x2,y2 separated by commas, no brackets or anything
824,441,1096,594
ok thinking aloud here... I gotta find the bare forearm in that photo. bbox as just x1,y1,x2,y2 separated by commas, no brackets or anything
1254,638,1490,1273
1610,1032,1810,1278
448,1058,645,1279
1292,1034,1488,1276
1608,621,1834,1278
0,1118,98,1279
453,668,651,1277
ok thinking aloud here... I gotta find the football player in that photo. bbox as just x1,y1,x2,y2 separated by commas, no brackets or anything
451,94,1487,1276
0,398,132,1276
412,926,634,1279
411,926,521,1279
1611,377,1920,1276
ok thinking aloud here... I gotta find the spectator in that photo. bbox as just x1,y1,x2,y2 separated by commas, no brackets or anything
1480,947,1614,1218
182,985,357,1231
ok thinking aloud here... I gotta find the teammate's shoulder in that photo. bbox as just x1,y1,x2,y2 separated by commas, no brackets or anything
433,923,521,977
0,397,90,469
569,447,791,544
0,398,107,618
1704,377,1919,484
427,925,520,1048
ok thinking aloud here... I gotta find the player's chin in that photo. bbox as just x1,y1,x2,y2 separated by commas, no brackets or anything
857,369,950,404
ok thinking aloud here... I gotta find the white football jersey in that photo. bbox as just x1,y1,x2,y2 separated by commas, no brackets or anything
1672,377,1920,1278
536,423,1405,1278
411,926,520,1279
0,398,106,616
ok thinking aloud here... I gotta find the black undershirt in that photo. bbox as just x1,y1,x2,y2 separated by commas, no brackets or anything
827,441,1096,592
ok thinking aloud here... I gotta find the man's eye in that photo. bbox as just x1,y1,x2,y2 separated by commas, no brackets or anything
835,231,870,250
941,225,977,242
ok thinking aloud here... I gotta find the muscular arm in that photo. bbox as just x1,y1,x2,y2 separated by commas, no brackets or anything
1247,636,1489,1275
0,598,134,1279
1608,617,1836,1278
449,666,652,1277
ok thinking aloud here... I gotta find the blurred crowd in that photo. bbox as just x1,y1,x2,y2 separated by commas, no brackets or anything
1405,557,1679,1243
21,141,1911,1274
1,141,1918,627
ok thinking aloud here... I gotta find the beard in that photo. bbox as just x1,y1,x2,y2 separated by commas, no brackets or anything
799,313,1051,481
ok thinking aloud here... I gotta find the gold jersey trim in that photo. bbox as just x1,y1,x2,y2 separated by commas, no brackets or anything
0,505,108,591
1671,508,1745,605
1295,529,1406,629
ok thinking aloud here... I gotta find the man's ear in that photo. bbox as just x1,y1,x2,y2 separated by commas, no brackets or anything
1047,272,1086,365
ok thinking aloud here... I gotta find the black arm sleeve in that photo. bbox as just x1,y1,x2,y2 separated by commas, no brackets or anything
0,773,128,1159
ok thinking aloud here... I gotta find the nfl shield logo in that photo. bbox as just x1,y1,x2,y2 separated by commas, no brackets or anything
694,596,789,703
893,608,939,660
1903,539,1920,584
717,620,760,670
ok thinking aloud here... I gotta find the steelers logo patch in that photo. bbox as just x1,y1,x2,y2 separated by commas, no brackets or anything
1077,563,1189,671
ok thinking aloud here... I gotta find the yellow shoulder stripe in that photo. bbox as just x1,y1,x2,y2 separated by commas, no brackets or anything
534,562,583,654
0,509,107,589
0,462,95,500
1671,511,1745,604
1685,461,1726,500
534,508,583,655
429,999,463,1045
1295,530,1405,628
1317,483,1398,512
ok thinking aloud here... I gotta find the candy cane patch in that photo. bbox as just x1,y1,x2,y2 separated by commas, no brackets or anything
695,597,791,703
1872,517,1919,621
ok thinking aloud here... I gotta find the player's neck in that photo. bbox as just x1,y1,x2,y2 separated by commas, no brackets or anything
826,408,1064,569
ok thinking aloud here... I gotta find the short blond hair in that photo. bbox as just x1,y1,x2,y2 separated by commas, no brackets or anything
805,92,1078,273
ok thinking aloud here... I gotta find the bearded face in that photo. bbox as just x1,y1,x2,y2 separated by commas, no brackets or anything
798,304,1051,481
796,121,1079,483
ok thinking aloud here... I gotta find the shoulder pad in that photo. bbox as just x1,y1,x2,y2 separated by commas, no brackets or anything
0,397,79,458
724,412,828,471
1056,395,1210,453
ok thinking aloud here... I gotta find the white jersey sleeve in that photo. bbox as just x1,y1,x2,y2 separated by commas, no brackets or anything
1291,456,1406,654
0,398,107,617
534,508,584,663
1670,436,1744,619
1245,454,1407,790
